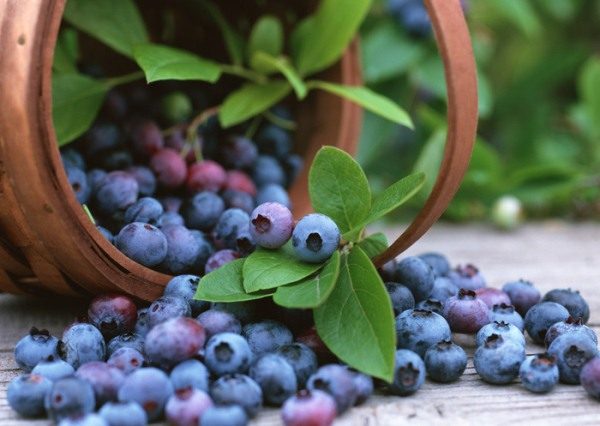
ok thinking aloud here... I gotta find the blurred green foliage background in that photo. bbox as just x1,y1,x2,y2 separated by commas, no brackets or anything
359,0,600,223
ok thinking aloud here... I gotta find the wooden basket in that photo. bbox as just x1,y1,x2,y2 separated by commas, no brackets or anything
0,0,477,301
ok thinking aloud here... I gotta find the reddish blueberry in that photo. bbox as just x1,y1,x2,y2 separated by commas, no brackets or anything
581,357,600,399
144,317,206,369
205,249,240,274
443,289,490,334
186,160,226,193
225,170,257,196
88,294,137,339
249,202,294,249
76,362,126,406
165,388,213,426
474,287,511,309
196,309,242,339
502,279,541,316
107,347,145,376
150,148,187,189
281,389,337,426
129,119,164,157
307,364,357,413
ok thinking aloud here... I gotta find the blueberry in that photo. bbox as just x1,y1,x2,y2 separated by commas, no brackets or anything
160,225,205,274
415,298,444,315
58,413,109,426
400,1,432,37
210,374,262,417
107,348,145,375
282,154,303,186
395,308,451,357
190,230,215,271
281,389,337,426
150,148,187,189
349,369,373,405
542,288,590,323
395,256,435,301
307,364,358,413
196,309,242,339
123,198,163,225
250,202,294,249
128,119,164,157
134,308,151,337
107,333,145,357
15,327,59,372
524,302,570,344
429,277,458,301
115,223,168,267
87,169,108,194
62,148,86,170
95,171,138,216
502,279,541,316
160,196,183,213
200,405,248,426
147,295,191,328
519,353,559,393
61,324,106,369
212,301,260,324
443,289,490,334
84,124,121,159
98,401,148,426
222,189,255,214
249,354,297,406
32,357,75,381
252,155,286,187
424,340,467,383
243,320,293,355
186,160,227,193
473,334,525,384
126,166,156,197
476,321,526,348
490,303,524,331
256,125,292,159
118,367,174,421
296,326,336,365
170,359,209,392
164,274,208,316
160,91,192,124
164,128,195,163
224,170,257,196
389,349,426,396
88,294,137,340
385,282,415,314
581,357,600,399
544,317,597,348
7,374,52,417
100,150,134,171
96,226,114,244
219,136,258,169
182,191,225,231
274,343,318,388
474,287,511,309
204,332,253,376
548,332,599,384
66,165,91,204
76,362,126,406
418,252,450,277
256,183,291,208
45,377,96,422
144,317,206,369
205,249,240,274
448,264,486,291
156,211,185,228
292,214,340,263
165,388,213,426
214,208,251,250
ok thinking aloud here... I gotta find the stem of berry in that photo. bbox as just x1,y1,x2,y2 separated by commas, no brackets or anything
181,106,220,162
263,110,296,130
104,71,145,88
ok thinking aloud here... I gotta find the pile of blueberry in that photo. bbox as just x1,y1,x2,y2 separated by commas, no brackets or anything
61,82,304,274
7,250,600,425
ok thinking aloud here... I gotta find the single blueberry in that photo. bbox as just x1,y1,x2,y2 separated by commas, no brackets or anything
424,340,467,383
292,214,340,263
7,374,53,417
209,374,262,418
204,332,253,376
389,349,426,396
519,353,559,393
474,334,525,385
15,327,60,372
118,367,174,421
524,302,570,344
170,359,210,392
395,256,435,302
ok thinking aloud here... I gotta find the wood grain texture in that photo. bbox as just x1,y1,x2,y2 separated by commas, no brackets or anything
1,223,599,425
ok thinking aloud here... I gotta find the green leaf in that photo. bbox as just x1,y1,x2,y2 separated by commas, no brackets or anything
292,0,372,76
356,233,388,259
314,247,396,381
52,73,109,146
64,0,148,58
195,259,273,302
133,44,221,84
578,57,600,138
248,16,283,71
307,81,413,128
219,81,291,128
53,29,78,73
273,251,340,309
243,244,325,293
199,0,245,66
309,146,371,236
252,52,307,98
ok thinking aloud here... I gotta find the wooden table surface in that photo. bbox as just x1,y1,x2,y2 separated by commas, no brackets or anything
2,222,599,425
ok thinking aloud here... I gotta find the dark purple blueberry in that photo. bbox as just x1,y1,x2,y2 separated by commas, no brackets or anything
214,208,250,250
164,274,208,316
107,347,145,375
83,124,120,158
256,125,292,159
274,343,318,388
7,374,52,417
256,183,291,208
170,359,209,392
418,252,450,277
209,374,262,418
252,155,286,187
87,169,107,194
165,388,213,426
490,303,524,331
281,389,337,426
395,256,435,301
156,211,185,228
32,357,75,381
296,326,336,364
100,149,134,171
62,148,86,170
243,320,293,356
200,405,248,426
76,362,125,406
424,340,467,383
415,298,444,315
524,302,570,344
475,287,511,309
15,327,60,372
99,401,147,426
476,321,525,348
147,296,191,328
66,165,91,204
474,334,525,384
378,260,397,282
95,171,138,216
45,377,96,422
101,90,128,122
581,357,600,399
88,294,137,339
519,353,559,393
219,136,258,169
448,264,486,291
160,91,192,125
197,309,242,339
150,148,187,189
395,309,451,357
234,228,256,256
129,119,164,157
307,364,357,413
160,225,204,274
249,202,293,249
204,332,253,376
544,317,597,348
186,160,227,193
249,354,297,406
144,317,206,369
282,154,303,186
429,276,458,301
106,333,145,356
126,166,156,197
542,288,590,323
96,226,114,244
205,249,240,274
389,349,425,396
115,223,168,267
183,191,225,231
190,230,215,273
225,170,257,196
548,332,599,384
502,279,541,316
61,324,106,369
292,214,340,264
443,289,490,334
222,189,255,214
118,367,174,421
161,196,183,213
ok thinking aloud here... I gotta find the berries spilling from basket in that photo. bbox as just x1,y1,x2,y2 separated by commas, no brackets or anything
7,250,600,425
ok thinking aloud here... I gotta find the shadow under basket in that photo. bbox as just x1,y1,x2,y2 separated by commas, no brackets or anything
0,0,478,301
